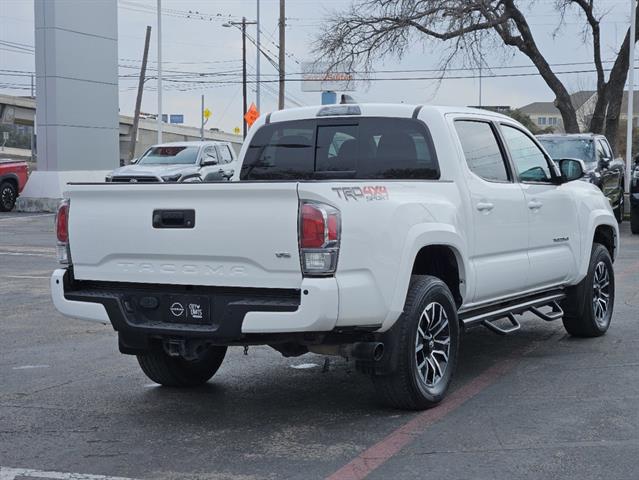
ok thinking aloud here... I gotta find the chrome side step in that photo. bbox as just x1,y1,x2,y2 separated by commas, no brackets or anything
460,290,566,334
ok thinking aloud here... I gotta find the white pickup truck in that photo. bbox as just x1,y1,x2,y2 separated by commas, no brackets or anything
52,104,618,410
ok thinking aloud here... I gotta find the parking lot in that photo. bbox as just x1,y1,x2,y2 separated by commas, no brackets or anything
1,211,638,480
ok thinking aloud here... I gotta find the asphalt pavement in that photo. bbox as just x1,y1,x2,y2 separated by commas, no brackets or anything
1,212,638,480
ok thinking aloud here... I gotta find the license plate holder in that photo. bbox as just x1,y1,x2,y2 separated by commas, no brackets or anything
165,295,211,324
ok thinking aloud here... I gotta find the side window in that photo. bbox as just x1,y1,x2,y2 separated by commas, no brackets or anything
202,146,218,163
219,145,234,163
454,120,510,182
598,139,612,160
316,125,358,172
501,125,553,183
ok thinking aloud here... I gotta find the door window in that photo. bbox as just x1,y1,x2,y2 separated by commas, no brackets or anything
219,145,234,163
598,139,612,161
501,125,553,183
455,120,510,182
202,146,218,163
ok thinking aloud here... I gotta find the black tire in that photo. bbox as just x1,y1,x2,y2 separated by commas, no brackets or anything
562,243,614,337
614,191,624,223
137,345,227,387
373,275,459,410
0,181,17,212
631,206,639,234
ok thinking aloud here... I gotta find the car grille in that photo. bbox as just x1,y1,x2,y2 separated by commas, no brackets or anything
110,176,160,183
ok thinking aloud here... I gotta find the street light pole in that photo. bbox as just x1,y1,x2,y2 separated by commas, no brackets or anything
626,0,637,194
157,0,163,144
200,94,205,141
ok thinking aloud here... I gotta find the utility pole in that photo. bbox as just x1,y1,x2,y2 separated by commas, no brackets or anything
200,94,205,141
256,0,261,111
223,18,257,137
278,0,285,110
30,73,35,163
129,25,152,163
626,0,637,195
157,0,163,143
242,17,248,138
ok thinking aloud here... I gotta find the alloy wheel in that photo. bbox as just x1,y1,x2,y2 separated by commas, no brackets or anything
593,261,611,327
1,185,15,210
415,301,451,387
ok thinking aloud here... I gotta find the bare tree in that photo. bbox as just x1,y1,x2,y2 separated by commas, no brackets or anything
314,0,638,149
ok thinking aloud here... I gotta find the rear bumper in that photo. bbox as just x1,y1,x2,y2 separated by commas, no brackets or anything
51,268,339,342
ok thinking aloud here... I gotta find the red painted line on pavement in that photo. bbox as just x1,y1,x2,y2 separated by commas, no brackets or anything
326,347,534,480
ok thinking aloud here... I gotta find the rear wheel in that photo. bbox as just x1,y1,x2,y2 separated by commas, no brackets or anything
373,275,459,410
562,244,614,337
0,181,17,212
137,345,227,387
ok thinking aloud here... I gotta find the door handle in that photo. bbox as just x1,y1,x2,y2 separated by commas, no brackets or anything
528,200,543,210
476,202,494,212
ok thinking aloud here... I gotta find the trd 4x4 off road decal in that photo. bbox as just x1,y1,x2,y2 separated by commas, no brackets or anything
332,186,389,202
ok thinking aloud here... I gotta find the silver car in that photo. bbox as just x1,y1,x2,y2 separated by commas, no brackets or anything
106,141,237,183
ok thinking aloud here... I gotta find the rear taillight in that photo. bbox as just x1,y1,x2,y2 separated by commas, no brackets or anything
55,199,71,264
299,201,340,276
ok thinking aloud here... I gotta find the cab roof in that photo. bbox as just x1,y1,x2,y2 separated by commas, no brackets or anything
264,103,512,125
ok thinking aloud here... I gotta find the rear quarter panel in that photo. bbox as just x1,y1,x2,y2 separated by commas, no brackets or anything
299,180,466,330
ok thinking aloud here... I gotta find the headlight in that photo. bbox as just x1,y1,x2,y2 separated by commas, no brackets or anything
161,174,181,182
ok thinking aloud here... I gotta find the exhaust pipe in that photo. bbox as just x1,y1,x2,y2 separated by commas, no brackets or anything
350,342,384,362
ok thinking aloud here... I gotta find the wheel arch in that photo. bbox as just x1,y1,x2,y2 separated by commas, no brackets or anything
0,173,19,191
411,245,464,308
383,225,469,331
593,223,616,259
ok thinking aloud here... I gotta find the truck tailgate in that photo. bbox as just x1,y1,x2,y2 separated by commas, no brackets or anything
66,183,303,289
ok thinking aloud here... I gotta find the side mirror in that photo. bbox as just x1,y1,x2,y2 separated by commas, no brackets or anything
557,158,585,182
599,155,611,169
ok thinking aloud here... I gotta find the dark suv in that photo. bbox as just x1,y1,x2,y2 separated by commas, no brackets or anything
631,156,639,234
537,133,625,222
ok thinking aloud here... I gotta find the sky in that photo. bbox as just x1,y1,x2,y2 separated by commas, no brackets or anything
0,0,636,133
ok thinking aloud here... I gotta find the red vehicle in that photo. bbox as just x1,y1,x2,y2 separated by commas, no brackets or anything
0,159,28,211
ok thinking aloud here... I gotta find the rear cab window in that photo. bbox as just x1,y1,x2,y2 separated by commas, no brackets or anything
240,117,439,180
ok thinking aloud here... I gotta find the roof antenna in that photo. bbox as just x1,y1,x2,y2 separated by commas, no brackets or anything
340,94,357,104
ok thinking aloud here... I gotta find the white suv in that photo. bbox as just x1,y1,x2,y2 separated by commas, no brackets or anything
106,141,237,183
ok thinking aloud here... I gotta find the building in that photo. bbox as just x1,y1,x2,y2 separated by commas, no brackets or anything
0,93,243,168
519,90,639,133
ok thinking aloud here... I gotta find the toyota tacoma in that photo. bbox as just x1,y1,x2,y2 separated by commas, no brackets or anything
51,104,618,410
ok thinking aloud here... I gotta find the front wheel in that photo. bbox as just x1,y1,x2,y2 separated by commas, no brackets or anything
137,345,227,387
562,244,614,337
373,275,459,410
631,205,639,234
